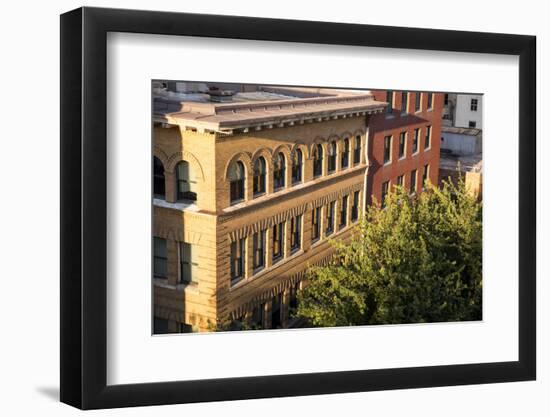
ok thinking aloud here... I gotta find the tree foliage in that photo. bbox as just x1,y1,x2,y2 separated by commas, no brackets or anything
297,179,482,327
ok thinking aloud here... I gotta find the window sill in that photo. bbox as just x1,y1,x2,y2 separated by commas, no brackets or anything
253,192,266,199
230,198,245,206
230,276,245,287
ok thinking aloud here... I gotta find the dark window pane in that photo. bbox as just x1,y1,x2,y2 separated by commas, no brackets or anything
153,157,165,198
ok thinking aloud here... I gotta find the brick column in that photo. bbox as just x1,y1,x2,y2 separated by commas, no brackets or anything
167,238,179,286
264,301,272,329
335,141,342,172
284,220,292,258
165,171,176,203
282,288,290,328
265,227,273,268
335,199,341,232
246,235,253,279
319,205,326,239
303,209,312,252
285,159,292,190
245,172,254,202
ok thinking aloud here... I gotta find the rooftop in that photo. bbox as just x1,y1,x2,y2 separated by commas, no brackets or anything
440,150,483,173
153,85,387,134
441,126,482,136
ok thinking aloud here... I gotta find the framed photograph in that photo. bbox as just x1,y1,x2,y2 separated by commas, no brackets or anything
60,6,536,410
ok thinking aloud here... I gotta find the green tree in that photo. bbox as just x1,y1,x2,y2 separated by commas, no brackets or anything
297,178,482,327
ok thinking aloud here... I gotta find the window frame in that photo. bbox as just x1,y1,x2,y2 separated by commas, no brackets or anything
272,221,285,263
230,238,246,285
412,128,420,154
153,237,168,279
341,138,350,169
273,153,286,191
424,125,432,150
328,141,337,173
410,169,418,193
229,161,246,204
401,91,408,113
313,144,323,178
398,131,406,159
383,135,392,164
291,149,303,184
176,160,197,202
415,92,422,112
290,215,302,253
252,230,266,272
325,201,335,236
311,207,321,242
252,157,267,196
153,156,165,199
178,241,197,284
353,135,361,165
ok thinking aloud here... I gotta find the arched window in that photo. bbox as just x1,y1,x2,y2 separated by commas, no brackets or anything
313,144,323,178
328,141,337,173
273,153,286,190
253,157,266,196
153,157,165,198
353,135,362,165
176,161,197,201
228,161,245,204
341,138,350,169
291,149,303,184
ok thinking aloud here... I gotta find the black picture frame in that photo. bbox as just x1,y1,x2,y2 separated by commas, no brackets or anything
60,6,536,410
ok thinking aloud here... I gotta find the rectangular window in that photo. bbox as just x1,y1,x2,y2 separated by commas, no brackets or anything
470,98,478,111
427,92,433,110
413,128,420,154
469,120,477,128
381,181,389,208
230,238,245,284
154,317,169,334
401,92,408,113
351,191,360,222
353,135,361,165
339,195,348,228
252,230,266,271
444,93,449,105
311,207,321,242
397,174,404,187
272,222,284,262
153,237,167,278
415,92,422,112
271,294,282,329
252,303,265,329
386,90,393,114
410,169,417,193
179,242,198,284
290,215,302,252
398,132,406,159
424,125,431,149
326,201,335,236
341,139,349,169
423,164,429,189
383,135,392,164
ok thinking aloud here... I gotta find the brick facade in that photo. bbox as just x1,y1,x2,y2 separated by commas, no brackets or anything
367,91,443,205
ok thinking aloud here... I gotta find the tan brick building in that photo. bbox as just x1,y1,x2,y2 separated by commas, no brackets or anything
152,85,442,333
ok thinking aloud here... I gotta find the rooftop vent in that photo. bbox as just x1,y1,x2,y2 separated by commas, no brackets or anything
207,87,235,102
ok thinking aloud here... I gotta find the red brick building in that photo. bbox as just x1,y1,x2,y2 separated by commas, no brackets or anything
367,90,443,205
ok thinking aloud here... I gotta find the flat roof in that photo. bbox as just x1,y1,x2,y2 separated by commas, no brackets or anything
441,126,482,136
153,86,387,134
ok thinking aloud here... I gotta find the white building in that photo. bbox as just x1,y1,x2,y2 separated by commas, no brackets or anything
442,93,483,129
